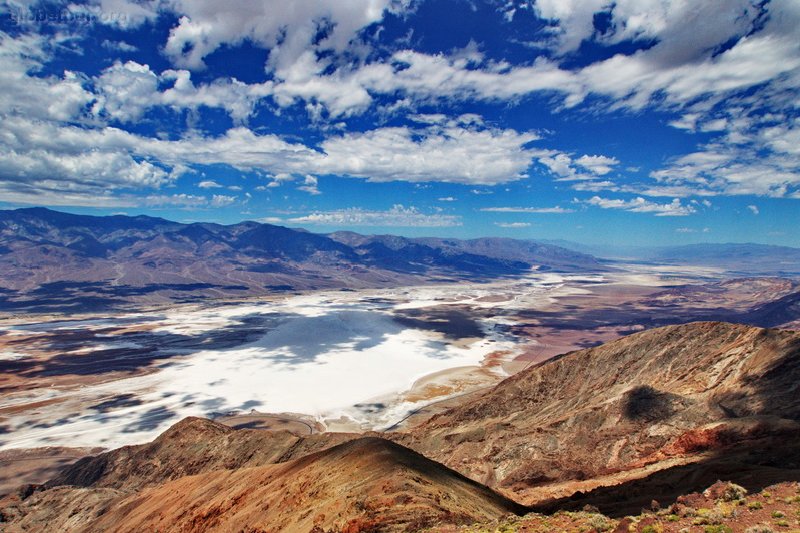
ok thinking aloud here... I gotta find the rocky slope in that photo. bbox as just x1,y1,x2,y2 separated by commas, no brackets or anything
399,322,800,507
46,417,357,492
2,321,799,531
3,437,524,532
434,481,800,533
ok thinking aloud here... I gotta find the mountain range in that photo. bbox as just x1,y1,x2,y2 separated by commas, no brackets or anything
0,208,604,313
543,239,800,275
2,321,798,531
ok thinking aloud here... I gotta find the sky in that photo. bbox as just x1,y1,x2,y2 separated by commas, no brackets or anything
0,0,798,246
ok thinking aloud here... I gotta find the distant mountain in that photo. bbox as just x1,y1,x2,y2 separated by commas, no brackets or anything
0,208,604,312
542,239,800,275
650,243,800,275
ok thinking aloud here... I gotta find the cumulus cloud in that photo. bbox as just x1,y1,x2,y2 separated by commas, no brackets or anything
159,0,401,70
586,196,695,216
287,205,462,227
747,204,760,215
93,60,272,123
0,32,95,123
315,125,540,185
536,152,619,181
297,175,321,195
574,155,619,175
147,0,799,121
0,101,543,206
3,0,800,210
650,112,800,197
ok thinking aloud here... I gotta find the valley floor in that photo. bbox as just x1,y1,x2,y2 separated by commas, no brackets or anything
1,265,797,494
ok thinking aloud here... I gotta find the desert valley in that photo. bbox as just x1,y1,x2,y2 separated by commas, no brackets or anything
1,209,799,532
2,0,800,531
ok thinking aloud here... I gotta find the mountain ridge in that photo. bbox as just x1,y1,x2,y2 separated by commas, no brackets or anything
0,207,605,313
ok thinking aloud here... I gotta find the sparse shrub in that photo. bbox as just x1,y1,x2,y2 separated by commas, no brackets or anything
721,483,748,502
771,511,785,518
763,491,772,499
587,514,614,532
716,501,739,519
666,514,680,522
773,519,789,527
695,508,724,525
744,527,775,533
749,501,764,510
704,526,732,533
641,525,662,533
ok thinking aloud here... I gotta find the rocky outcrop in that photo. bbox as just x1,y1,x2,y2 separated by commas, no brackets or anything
400,322,800,503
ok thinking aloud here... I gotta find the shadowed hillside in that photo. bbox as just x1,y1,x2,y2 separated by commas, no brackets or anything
398,322,800,508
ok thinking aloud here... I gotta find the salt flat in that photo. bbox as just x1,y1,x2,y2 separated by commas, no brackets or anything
0,268,713,451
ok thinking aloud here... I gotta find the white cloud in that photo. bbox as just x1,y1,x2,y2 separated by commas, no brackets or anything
70,0,161,29
196,180,221,189
213,0,799,120
480,206,574,213
297,175,321,195
438,197,456,202
210,194,236,207
93,61,272,123
494,222,532,228
314,125,541,185
531,0,608,55
143,194,210,208
574,154,619,175
528,0,800,112
0,32,95,123
3,0,800,209
538,153,577,179
747,204,759,215
650,113,800,197
17,0,796,129
536,151,619,181
586,196,695,216
101,39,138,52
287,205,462,227
159,0,402,70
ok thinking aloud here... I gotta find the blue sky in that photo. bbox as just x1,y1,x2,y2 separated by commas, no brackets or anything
0,0,798,246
